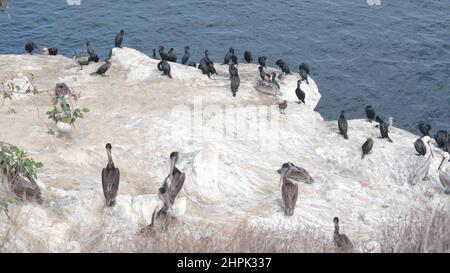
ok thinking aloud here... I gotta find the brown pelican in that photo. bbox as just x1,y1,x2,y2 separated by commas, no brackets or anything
277,162,314,185
161,152,185,206
333,217,353,252
278,100,287,115
361,138,374,159
72,52,90,70
408,136,433,185
140,187,171,233
91,60,111,76
7,173,43,204
258,66,271,82
438,152,450,194
279,163,298,216
102,143,120,206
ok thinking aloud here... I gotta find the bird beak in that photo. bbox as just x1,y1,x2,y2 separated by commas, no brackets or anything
438,157,445,171
428,141,434,158
279,169,286,188
169,157,176,178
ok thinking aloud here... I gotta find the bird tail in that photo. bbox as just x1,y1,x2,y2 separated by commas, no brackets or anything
361,153,366,160
387,137,393,143
168,73,172,79
90,72,97,76
344,134,348,140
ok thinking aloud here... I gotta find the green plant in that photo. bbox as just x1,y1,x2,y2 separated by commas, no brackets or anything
0,145,44,180
46,95,89,125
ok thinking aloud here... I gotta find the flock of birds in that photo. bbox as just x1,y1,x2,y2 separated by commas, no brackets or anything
20,29,450,252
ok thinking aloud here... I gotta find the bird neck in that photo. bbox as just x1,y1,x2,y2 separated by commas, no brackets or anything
334,224,339,234
107,151,114,168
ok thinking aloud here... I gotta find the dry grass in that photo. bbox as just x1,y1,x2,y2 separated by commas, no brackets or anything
1,208,449,253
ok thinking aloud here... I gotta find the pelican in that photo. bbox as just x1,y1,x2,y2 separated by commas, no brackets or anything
72,51,90,70
408,136,433,186
333,217,353,252
102,143,120,206
161,152,185,206
279,163,298,216
140,187,171,234
438,152,450,194
277,162,314,186
8,174,43,204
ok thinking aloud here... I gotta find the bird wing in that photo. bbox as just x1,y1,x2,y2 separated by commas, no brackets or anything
282,180,298,212
290,165,314,183
101,168,108,199
110,168,120,198
169,172,185,205
414,139,426,156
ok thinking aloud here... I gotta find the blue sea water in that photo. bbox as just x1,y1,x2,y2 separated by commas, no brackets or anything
0,0,449,133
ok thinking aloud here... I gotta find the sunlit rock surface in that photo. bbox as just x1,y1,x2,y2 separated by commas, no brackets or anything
0,48,448,252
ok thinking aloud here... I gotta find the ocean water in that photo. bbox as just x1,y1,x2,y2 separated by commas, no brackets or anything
0,0,448,134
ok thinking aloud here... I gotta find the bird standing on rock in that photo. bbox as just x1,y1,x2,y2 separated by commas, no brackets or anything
278,100,287,114
102,143,120,207
222,47,235,65
181,46,190,65
244,51,253,63
157,60,172,78
365,105,376,122
295,80,305,104
25,41,37,54
271,72,280,90
230,69,240,97
114,30,125,48
91,60,112,76
299,68,309,84
333,217,353,252
338,110,349,139
361,138,373,159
